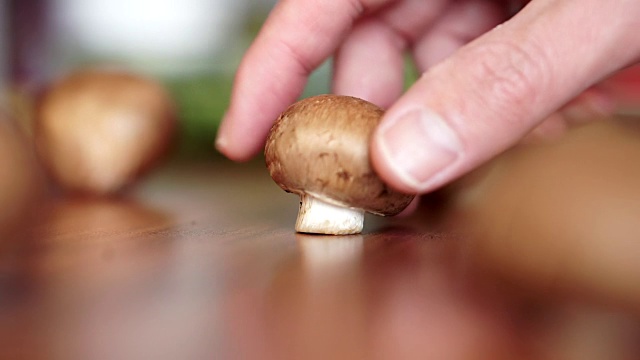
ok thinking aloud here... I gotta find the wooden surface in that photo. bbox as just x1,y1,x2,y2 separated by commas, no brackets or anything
1,156,638,359
0,159,499,359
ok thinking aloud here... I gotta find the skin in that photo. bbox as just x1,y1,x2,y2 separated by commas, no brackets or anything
216,0,640,355
216,0,640,189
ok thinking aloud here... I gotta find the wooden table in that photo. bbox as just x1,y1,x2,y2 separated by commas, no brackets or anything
1,156,638,359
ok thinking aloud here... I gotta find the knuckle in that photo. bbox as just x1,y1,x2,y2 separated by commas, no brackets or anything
463,41,549,121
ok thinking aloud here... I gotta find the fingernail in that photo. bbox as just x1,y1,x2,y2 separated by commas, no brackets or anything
214,112,229,152
214,133,228,153
378,108,462,191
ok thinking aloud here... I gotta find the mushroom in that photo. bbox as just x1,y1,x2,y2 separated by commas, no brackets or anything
34,68,176,195
265,95,415,235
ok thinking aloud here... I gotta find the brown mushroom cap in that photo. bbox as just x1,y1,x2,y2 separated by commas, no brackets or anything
35,68,176,195
265,94,414,216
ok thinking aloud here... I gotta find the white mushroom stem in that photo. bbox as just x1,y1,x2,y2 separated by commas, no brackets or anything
295,194,365,235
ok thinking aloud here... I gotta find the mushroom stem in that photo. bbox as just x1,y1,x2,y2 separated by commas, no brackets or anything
296,194,365,235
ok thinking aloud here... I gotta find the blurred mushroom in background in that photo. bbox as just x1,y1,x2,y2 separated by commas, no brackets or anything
6,0,277,161
34,68,177,195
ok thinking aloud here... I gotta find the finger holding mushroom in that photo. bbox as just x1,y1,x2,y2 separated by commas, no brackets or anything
34,68,176,195
265,95,415,235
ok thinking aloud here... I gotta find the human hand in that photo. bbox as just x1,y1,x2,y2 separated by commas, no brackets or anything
216,0,640,194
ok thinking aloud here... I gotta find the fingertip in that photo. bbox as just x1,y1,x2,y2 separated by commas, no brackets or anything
371,130,424,194
214,132,245,162
395,196,420,217
215,144,260,163
214,113,261,162
214,133,229,155
371,108,464,195
214,113,235,159
215,143,260,163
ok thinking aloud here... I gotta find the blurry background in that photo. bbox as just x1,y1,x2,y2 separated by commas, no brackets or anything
0,0,336,159
2,1,638,161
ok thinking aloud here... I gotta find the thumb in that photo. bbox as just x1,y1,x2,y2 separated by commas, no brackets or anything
371,0,640,194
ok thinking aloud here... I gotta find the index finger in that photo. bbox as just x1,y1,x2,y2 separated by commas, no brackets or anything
216,0,387,161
